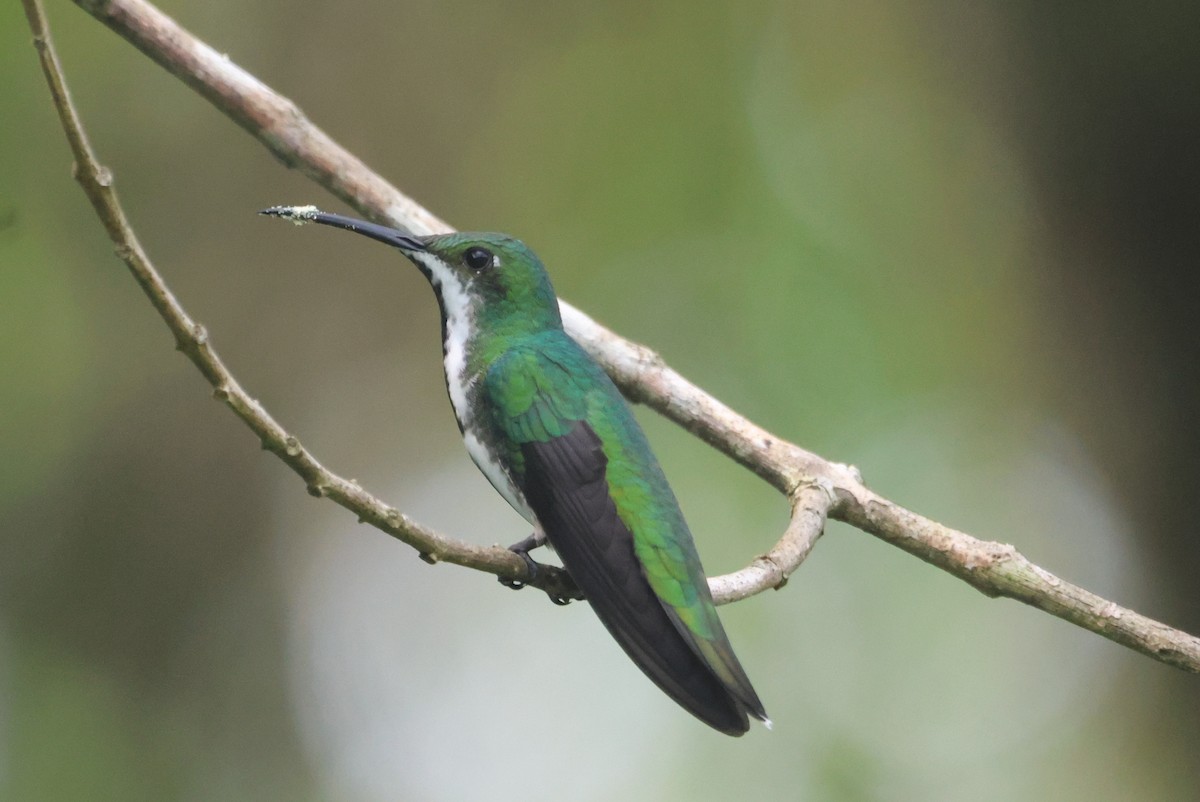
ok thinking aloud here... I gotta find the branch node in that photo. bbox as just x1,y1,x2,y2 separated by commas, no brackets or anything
284,436,302,457
791,474,837,507
306,483,327,498
419,551,440,565
212,385,230,401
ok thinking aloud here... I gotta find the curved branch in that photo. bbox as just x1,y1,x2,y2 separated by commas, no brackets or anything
27,0,1200,669
709,481,831,603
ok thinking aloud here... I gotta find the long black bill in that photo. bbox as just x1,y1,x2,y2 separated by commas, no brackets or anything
260,206,426,253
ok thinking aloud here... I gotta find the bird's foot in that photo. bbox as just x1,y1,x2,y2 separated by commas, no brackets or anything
499,550,541,590
498,531,546,591
498,532,581,605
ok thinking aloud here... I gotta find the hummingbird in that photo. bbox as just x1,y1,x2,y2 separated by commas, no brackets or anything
262,205,769,735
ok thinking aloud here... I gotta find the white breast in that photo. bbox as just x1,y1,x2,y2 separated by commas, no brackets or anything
410,252,534,523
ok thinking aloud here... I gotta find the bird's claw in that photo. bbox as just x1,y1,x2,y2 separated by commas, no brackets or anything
498,532,581,605
498,547,540,591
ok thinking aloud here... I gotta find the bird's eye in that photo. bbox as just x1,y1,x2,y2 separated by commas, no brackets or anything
463,247,495,271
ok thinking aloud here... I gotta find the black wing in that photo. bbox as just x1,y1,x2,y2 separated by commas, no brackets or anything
521,420,754,735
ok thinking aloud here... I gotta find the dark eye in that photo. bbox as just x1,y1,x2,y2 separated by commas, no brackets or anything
463,247,494,271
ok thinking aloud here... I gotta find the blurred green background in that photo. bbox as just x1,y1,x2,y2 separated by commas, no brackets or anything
3,1,1199,800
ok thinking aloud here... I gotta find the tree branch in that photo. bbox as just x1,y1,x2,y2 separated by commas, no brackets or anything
28,0,1200,671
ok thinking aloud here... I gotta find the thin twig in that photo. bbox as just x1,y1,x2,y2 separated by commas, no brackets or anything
27,0,1200,670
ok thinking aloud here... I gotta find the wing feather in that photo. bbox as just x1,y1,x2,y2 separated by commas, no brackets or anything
521,423,751,734
483,339,766,734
